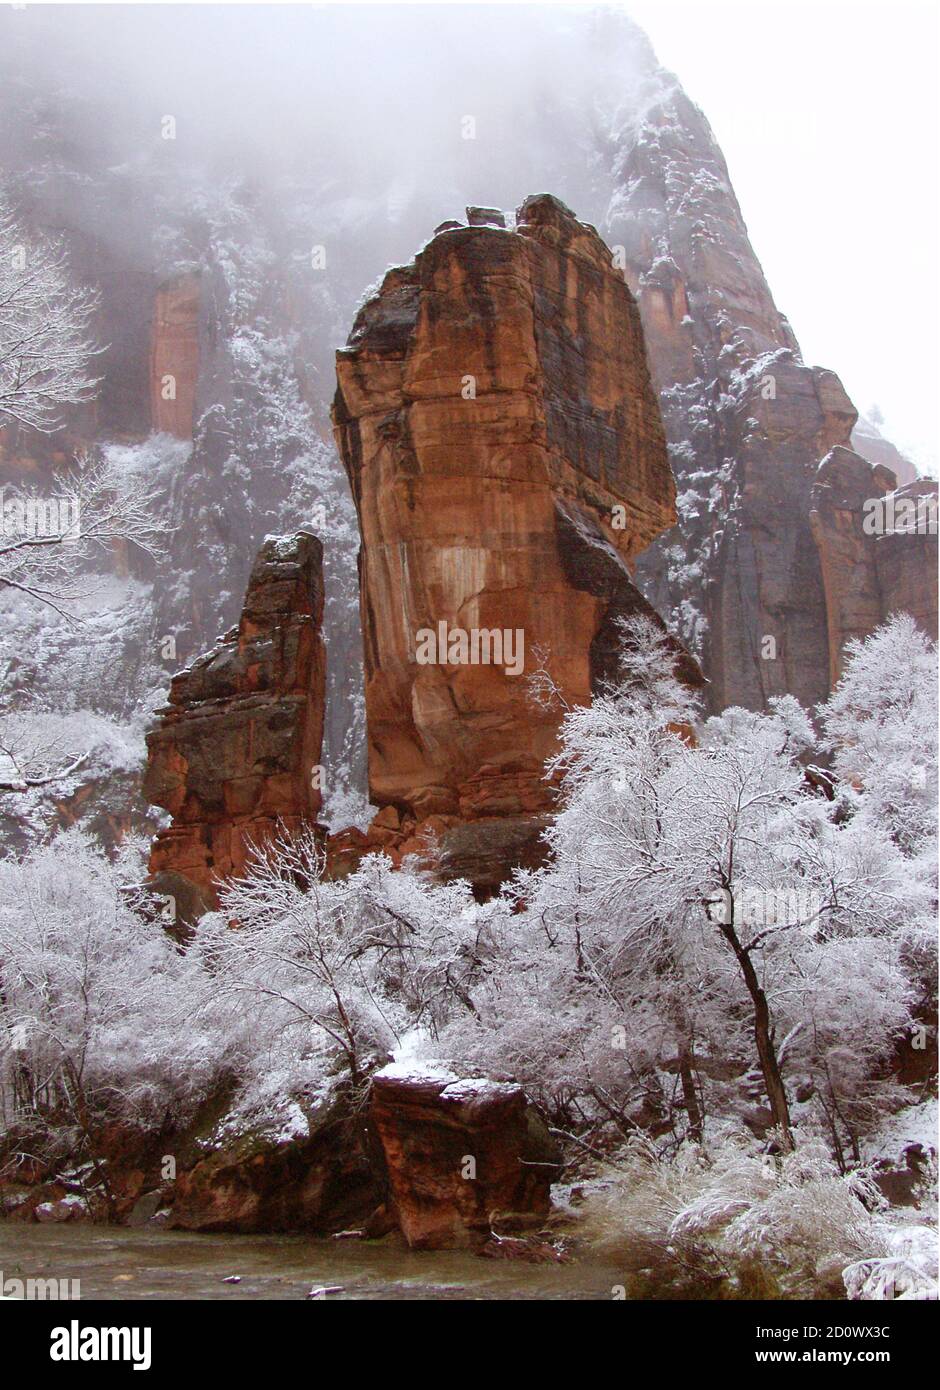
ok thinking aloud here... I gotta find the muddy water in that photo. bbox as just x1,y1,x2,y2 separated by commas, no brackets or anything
0,1224,619,1300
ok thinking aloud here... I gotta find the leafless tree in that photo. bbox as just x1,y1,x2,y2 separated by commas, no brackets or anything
0,199,172,796
0,450,169,616
0,453,171,795
0,197,101,434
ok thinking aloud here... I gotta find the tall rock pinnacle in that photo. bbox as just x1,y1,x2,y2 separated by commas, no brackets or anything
143,532,326,923
332,195,684,874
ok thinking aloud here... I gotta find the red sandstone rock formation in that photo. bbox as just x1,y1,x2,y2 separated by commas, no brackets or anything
2,1067,560,1243
810,450,938,684
169,1096,378,1236
332,194,682,881
370,1064,561,1250
143,532,326,923
149,273,200,439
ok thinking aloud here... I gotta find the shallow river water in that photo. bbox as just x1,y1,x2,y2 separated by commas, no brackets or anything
0,1223,619,1300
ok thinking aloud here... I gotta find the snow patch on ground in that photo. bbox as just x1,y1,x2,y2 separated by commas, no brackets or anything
863,1098,938,1163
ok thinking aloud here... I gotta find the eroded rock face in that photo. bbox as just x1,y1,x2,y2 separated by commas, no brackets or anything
810,448,895,687
332,194,677,843
150,273,200,439
810,451,938,683
874,480,939,644
370,1065,562,1250
169,1101,377,1236
143,532,326,922
606,72,936,711
2,1067,560,1243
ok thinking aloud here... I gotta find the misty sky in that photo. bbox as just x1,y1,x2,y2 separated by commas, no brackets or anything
2,0,936,472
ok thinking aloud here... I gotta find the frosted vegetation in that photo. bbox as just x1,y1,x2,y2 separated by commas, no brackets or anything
0,615,935,1298
0,198,100,435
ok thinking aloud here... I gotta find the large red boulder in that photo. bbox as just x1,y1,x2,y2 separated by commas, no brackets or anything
370,1064,562,1250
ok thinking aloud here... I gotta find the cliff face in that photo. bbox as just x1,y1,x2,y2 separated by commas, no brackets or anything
875,481,939,642
810,453,938,684
597,63,937,710
149,274,201,439
602,80,871,712
143,532,326,923
333,195,677,843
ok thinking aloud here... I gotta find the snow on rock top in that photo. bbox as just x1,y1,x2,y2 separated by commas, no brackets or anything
373,1061,459,1085
373,1062,521,1102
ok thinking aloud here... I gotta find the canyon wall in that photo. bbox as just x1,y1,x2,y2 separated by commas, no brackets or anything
332,195,681,872
602,65,936,708
810,452,938,684
143,532,326,923
2,8,935,862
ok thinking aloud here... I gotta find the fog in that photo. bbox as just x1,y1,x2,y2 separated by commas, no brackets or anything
1,2,935,468
0,4,652,218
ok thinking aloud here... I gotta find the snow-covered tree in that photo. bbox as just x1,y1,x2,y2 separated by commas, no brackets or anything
190,830,485,1099
0,451,168,621
0,198,100,434
0,832,212,1203
194,834,396,1091
0,452,171,794
442,618,925,1158
821,613,938,860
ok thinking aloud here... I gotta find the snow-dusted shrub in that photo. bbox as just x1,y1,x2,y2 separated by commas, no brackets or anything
843,1226,939,1301
673,1139,884,1269
0,830,217,1140
580,1131,931,1299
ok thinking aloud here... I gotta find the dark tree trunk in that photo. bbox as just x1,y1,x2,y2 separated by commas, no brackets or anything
719,917,794,1151
678,1043,704,1144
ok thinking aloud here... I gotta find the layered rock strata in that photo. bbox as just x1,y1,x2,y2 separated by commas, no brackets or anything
143,532,326,923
